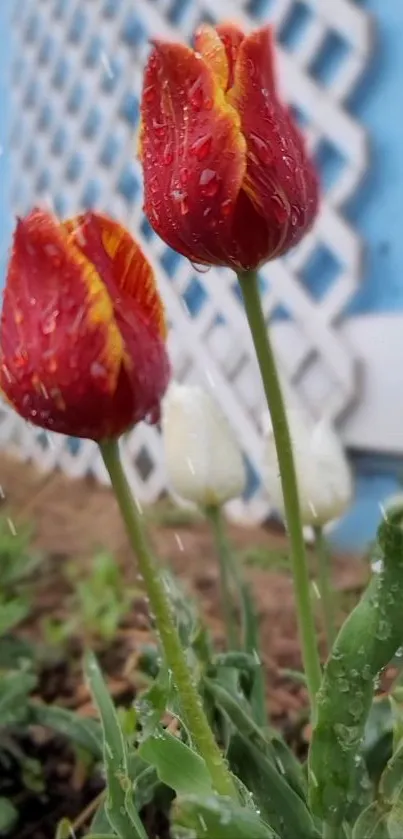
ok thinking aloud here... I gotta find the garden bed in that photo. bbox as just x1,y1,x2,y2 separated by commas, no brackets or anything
0,453,368,838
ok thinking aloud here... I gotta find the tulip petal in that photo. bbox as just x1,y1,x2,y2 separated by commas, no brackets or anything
215,22,245,90
64,213,167,340
193,25,229,91
0,209,126,437
64,212,171,427
229,27,319,255
141,40,247,267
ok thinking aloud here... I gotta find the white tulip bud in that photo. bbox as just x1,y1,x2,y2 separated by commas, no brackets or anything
263,407,353,527
162,383,246,507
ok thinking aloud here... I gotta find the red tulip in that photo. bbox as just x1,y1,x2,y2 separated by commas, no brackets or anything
140,23,319,271
0,209,170,440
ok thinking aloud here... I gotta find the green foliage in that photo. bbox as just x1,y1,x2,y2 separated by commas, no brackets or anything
43,550,139,648
309,507,403,832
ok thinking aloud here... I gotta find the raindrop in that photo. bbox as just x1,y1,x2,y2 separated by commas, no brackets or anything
190,134,212,161
47,358,57,374
100,51,114,79
162,144,173,165
221,198,232,217
349,695,364,719
272,196,288,224
174,532,184,552
188,77,212,111
290,206,302,227
14,309,23,325
152,118,166,139
311,580,321,600
42,310,60,335
186,457,195,475
143,85,155,104
337,677,349,693
361,663,372,681
179,168,189,186
7,517,17,536
90,361,106,379
199,168,219,197
247,58,256,78
376,619,390,640
190,261,210,274
334,723,360,750
1,364,12,383
29,297,37,307
249,132,273,165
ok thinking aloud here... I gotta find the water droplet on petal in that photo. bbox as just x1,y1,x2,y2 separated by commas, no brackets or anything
15,309,23,325
249,133,273,164
42,310,59,335
90,361,106,379
47,358,57,374
188,77,212,111
143,85,155,104
290,205,302,227
199,168,219,197
190,261,210,274
152,118,166,139
272,196,288,224
220,198,232,217
162,144,173,165
190,134,212,161
179,168,189,186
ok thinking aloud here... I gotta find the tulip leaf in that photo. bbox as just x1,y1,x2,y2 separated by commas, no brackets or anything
138,726,213,797
173,793,280,839
309,507,403,826
352,802,389,839
387,788,403,839
204,677,306,801
84,651,147,839
228,733,319,839
239,580,267,727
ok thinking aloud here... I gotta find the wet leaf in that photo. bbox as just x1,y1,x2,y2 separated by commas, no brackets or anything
352,801,388,839
173,793,280,839
84,651,147,839
139,726,213,796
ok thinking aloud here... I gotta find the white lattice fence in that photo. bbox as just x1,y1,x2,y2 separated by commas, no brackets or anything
2,0,373,520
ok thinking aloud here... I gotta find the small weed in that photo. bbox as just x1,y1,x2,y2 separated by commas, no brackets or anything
238,544,290,573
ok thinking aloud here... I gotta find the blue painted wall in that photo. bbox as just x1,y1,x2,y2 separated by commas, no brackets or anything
0,0,12,287
347,0,403,315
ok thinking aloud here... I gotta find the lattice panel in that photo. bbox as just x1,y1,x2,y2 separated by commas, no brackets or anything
2,0,373,521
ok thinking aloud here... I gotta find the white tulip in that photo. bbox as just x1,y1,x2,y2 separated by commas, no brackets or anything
263,407,353,527
162,383,246,507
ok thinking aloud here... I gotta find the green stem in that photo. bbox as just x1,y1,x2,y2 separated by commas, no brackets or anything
100,439,237,799
314,526,336,652
205,504,239,650
238,270,321,717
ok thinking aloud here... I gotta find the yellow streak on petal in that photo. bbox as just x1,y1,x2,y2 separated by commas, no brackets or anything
65,234,124,391
194,25,229,90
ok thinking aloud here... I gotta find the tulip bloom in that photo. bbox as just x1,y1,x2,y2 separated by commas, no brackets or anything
140,22,319,271
263,408,353,527
0,209,170,440
162,382,246,506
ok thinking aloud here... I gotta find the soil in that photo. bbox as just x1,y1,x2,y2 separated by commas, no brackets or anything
0,453,370,838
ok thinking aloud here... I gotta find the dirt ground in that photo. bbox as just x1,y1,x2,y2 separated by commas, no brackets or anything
0,453,370,837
